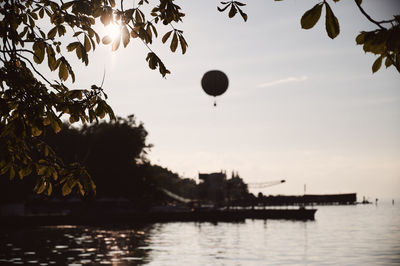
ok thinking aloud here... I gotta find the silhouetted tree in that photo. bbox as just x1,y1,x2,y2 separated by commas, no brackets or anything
148,165,197,199
226,173,249,203
1,115,202,209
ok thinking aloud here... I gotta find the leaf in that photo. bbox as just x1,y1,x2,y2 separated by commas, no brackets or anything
372,56,382,73
100,10,112,26
0,166,9,176
102,35,112,44
62,182,71,196
64,60,75,83
28,15,35,27
19,26,29,38
67,42,80,52
234,1,246,6
76,44,83,59
9,166,15,180
19,167,32,179
385,57,393,68
122,26,130,47
47,182,53,196
238,7,248,22
170,32,178,52
146,52,156,69
325,3,340,39
47,26,57,38
217,4,230,12
69,115,77,123
78,182,85,196
135,9,143,23
39,8,44,18
112,35,121,51
301,3,323,29
228,4,237,18
50,116,62,133
162,30,172,43
31,127,42,136
179,34,187,54
58,62,69,81
61,1,74,10
37,165,47,176
146,25,153,40
33,42,45,64
44,145,49,156
52,170,58,181
47,46,58,71
131,30,138,38
84,35,91,52
89,179,96,196
58,25,66,36
150,23,158,37
36,178,47,194
356,32,366,44
43,117,51,126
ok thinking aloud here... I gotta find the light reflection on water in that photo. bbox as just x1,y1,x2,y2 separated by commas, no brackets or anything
0,225,152,265
0,203,399,265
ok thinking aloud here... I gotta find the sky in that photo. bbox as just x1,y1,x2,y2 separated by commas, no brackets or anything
56,0,400,199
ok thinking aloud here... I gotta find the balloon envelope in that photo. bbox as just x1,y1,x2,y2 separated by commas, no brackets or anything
201,70,229,97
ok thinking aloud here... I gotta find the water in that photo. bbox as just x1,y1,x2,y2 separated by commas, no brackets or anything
0,203,399,265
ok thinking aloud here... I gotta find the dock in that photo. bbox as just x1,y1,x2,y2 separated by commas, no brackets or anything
0,208,317,227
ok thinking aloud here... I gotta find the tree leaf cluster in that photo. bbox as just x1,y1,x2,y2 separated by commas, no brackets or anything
97,0,187,76
0,116,152,202
218,1,248,22
356,18,400,73
293,0,399,73
41,116,152,200
218,0,399,72
0,0,119,196
0,60,114,196
0,0,186,197
162,29,188,54
300,1,340,39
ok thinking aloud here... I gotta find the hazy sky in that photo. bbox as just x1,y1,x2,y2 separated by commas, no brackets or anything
59,0,400,199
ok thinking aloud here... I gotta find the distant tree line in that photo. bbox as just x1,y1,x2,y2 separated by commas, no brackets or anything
0,116,178,206
0,115,251,209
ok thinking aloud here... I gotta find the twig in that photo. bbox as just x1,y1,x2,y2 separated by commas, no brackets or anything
354,0,386,30
17,54,53,85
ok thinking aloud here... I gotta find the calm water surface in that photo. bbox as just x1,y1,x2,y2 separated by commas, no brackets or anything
1,202,399,265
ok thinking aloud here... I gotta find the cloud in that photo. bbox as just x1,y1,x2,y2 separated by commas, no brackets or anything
257,76,308,88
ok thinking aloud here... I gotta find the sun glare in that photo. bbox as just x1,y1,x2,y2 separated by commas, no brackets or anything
104,23,121,41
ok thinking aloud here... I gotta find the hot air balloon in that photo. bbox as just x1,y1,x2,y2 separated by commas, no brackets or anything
201,70,229,106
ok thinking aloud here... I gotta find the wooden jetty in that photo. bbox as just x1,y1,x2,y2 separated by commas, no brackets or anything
0,208,316,227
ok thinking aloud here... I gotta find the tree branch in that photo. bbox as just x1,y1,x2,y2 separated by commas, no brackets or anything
17,54,53,86
354,0,386,30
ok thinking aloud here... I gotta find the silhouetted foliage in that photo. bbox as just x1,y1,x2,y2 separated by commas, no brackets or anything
0,115,196,208
148,165,197,199
0,0,185,197
226,172,249,203
44,116,153,199
218,0,400,73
